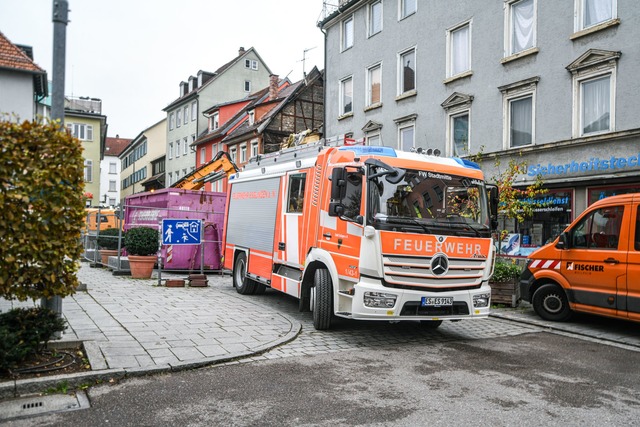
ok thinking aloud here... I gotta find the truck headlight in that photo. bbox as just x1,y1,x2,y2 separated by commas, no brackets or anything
364,292,397,308
473,293,490,308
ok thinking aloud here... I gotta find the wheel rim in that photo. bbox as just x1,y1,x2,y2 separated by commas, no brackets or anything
235,258,245,285
542,293,563,314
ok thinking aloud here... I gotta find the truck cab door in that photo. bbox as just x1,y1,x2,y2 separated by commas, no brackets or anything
563,205,627,318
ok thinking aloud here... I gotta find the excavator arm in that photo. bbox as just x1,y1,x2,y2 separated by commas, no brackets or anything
171,151,239,190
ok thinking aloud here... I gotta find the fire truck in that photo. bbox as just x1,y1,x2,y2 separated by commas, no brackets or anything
222,140,499,330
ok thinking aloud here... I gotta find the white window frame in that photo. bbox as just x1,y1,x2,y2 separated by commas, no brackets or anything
248,110,255,125
169,142,173,160
183,137,188,155
399,0,417,20
504,0,537,57
240,144,247,163
84,159,93,183
397,47,416,96
200,147,206,164
191,101,197,121
366,133,382,146
446,20,472,78
574,70,615,137
447,109,471,157
398,123,415,151
176,109,182,128
244,80,251,92
339,75,354,116
366,62,382,107
230,147,237,163
501,82,537,149
251,140,259,158
176,140,181,158
211,112,219,131
168,172,173,185
245,59,258,70
67,123,93,141
109,162,117,174
169,113,174,130
575,0,617,32
183,106,189,124
368,1,383,37
109,180,117,192
342,15,354,51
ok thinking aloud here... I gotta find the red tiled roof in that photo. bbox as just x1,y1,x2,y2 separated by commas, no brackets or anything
0,31,45,73
105,137,132,157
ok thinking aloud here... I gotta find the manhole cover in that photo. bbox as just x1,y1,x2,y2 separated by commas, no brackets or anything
0,391,90,421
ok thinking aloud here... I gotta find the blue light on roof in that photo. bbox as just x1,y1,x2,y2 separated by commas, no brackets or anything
453,158,481,170
338,146,397,157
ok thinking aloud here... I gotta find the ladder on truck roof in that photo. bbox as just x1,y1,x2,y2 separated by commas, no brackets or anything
243,134,363,172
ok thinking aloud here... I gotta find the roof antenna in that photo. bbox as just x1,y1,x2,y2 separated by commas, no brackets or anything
299,46,317,78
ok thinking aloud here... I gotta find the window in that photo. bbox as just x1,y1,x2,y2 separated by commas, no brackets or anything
176,140,181,157
447,21,471,78
581,75,611,135
84,159,93,182
399,124,415,151
367,63,382,106
340,76,353,115
251,140,259,158
109,198,116,206
245,59,258,70
576,0,616,31
240,144,247,163
506,0,536,56
398,48,416,95
183,106,189,124
287,173,307,214
568,49,618,137
109,180,116,192
67,123,94,141
176,109,182,128
451,112,469,156
183,137,188,155
200,147,206,164
244,80,251,92
169,113,174,130
183,168,187,177
509,96,533,147
211,112,219,131
191,101,197,121
342,15,354,51
368,1,382,37
571,206,623,249
175,170,180,180
248,110,255,125
169,142,173,159
230,147,237,163
400,0,416,19
367,134,381,146
109,162,117,174
168,172,173,185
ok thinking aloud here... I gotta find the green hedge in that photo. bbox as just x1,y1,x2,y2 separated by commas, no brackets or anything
492,258,523,282
0,120,85,300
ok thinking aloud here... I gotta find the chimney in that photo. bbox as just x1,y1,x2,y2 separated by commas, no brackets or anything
269,74,279,101
238,46,245,56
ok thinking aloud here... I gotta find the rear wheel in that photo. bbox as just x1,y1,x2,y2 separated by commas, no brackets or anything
233,252,256,295
312,268,333,330
532,283,572,321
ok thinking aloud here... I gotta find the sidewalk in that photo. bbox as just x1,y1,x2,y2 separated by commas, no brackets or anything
0,263,301,398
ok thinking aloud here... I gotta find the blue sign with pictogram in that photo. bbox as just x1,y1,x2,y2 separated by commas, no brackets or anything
162,219,202,245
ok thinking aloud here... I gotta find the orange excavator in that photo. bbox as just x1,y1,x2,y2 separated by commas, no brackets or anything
171,151,239,190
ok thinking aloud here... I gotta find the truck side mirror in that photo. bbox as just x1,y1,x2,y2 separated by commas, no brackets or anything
328,202,345,217
330,167,347,200
556,232,568,249
487,184,499,229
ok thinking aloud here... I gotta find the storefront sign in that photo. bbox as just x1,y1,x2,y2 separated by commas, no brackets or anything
528,154,640,177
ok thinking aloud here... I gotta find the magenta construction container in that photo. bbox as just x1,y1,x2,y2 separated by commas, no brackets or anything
124,189,226,271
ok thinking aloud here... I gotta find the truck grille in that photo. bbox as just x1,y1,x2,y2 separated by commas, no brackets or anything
382,255,486,291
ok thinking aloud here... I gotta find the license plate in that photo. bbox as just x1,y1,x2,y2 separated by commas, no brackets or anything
421,297,453,306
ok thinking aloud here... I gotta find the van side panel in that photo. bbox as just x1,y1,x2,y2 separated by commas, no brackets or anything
627,202,640,322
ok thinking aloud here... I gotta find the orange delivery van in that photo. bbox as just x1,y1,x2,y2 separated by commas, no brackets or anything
519,193,640,323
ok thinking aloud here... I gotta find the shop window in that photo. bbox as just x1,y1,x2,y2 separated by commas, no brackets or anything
287,173,307,214
588,184,640,205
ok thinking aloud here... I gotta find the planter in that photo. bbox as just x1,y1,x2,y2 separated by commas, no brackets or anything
128,255,156,279
188,274,208,287
490,280,520,307
165,279,185,287
99,249,119,266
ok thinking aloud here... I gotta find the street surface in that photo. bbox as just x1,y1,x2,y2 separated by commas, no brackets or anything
6,283,640,426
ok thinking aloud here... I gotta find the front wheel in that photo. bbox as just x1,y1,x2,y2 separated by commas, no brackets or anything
233,252,257,295
532,283,572,321
312,268,333,330
419,320,443,329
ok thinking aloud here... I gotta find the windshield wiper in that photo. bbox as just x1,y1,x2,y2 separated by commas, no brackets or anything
442,219,486,237
384,217,434,234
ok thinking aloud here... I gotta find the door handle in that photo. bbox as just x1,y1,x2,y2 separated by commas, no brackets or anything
323,232,332,239
604,258,619,264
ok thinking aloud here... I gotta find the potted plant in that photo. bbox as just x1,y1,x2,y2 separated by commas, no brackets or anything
96,227,122,266
124,226,159,279
490,258,523,307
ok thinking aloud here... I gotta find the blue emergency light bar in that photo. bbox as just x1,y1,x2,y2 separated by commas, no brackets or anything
338,145,397,157
453,158,481,170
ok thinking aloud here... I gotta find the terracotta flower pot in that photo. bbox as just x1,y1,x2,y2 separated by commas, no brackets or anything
128,255,156,279
99,249,119,266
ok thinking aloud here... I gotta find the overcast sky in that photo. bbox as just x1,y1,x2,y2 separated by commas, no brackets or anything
0,0,326,138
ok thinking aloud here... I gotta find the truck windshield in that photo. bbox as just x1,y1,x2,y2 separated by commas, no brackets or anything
367,166,491,238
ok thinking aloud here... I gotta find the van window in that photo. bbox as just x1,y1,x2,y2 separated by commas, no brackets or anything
571,206,624,250
287,173,306,214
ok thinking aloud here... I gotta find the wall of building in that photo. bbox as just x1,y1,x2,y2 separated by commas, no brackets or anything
0,71,34,120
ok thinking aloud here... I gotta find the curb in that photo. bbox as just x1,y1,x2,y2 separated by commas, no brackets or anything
0,314,302,400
